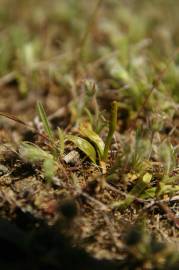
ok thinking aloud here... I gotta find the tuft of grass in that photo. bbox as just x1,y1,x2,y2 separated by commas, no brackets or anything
1,99,120,177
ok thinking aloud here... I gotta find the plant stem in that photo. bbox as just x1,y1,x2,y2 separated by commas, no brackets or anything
102,101,119,162
79,0,103,52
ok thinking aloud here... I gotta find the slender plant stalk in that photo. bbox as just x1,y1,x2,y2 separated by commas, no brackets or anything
37,101,54,142
102,101,119,162
78,0,103,58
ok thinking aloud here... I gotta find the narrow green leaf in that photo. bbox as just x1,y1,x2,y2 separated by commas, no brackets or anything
84,108,93,126
158,141,177,175
37,102,54,141
66,134,96,163
79,122,105,159
103,101,119,162
112,173,152,210
140,187,157,199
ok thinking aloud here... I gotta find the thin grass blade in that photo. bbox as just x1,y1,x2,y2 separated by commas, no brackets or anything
37,102,54,142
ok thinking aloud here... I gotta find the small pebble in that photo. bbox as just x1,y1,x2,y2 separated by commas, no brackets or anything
63,150,80,165
0,164,8,176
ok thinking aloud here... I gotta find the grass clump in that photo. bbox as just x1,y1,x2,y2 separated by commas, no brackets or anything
19,100,119,177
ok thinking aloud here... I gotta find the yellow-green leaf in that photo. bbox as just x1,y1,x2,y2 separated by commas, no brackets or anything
79,122,104,159
66,134,96,164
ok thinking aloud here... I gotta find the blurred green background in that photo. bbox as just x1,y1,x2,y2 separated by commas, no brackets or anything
0,0,179,105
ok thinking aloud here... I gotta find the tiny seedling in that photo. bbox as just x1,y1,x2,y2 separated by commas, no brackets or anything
3,100,119,180
78,101,119,172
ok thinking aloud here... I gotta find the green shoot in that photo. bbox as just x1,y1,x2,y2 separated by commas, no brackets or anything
37,101,54,142
102,101,119,162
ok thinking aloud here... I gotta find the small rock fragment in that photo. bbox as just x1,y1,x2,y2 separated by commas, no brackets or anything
0,164,8,176
63,150,80,165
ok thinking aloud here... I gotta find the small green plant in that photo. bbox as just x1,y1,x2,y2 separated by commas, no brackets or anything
65,134,97,163
112,172,152,210
18,100,119,180
19,142,57,182
108,122,179,208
